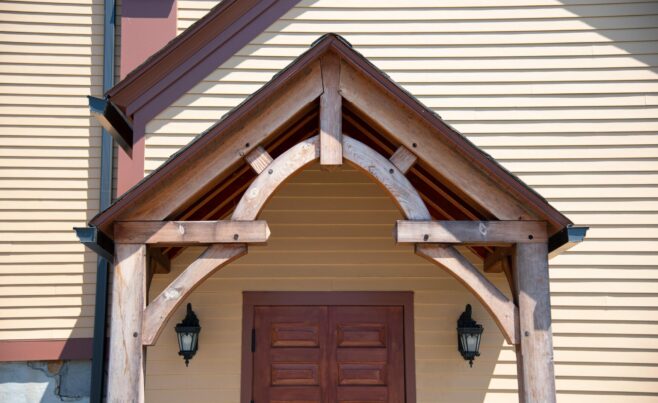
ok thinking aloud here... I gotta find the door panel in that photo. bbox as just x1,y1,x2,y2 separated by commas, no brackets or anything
329,306,404,403
254,306,329,403
253,305,405,403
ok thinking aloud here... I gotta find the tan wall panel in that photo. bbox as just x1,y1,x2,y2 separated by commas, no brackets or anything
141,1,658,400
0,0,103,340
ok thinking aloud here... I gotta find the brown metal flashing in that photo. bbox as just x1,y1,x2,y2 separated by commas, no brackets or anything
90,34,571,237
0,338,93,362
108,0,301,123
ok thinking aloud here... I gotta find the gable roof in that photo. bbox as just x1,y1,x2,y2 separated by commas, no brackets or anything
106,0,301,123
90,34,572,241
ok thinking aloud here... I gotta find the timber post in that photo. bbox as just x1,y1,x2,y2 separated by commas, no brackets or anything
107,244,147,403
514,242,557,403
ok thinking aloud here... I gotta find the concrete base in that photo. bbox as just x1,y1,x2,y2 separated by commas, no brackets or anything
0,360,90,403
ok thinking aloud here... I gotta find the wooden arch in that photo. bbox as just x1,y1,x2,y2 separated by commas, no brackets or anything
90,36,581,402
141,133,519,347
232,135,430,221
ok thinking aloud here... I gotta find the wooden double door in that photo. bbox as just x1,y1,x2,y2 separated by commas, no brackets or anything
243,293,414,403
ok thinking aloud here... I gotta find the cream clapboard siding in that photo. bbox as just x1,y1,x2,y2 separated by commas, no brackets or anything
146,165,525,403
144,0,658,401
0,0,106,339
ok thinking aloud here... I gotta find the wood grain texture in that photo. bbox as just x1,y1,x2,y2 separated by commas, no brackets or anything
108,244,147,403
339,59,533,222
320,52,342,166
243,292,415,403
233,134,430,221
343,136,431,220
114,220,271,245
514,242,556,402
395,220,547,244
244,146,273,174
389,145,417,174
142,244,247,346
416,243,519,345
95,61,323,230
232,136,320,220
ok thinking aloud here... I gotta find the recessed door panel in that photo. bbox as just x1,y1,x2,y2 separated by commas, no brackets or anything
252,304,406,403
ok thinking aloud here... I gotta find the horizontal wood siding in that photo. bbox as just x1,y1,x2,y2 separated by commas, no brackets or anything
0,0,106,341
144,0,658,401
146,165,524,403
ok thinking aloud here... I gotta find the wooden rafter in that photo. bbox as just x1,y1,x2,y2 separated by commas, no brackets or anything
339,60,533,223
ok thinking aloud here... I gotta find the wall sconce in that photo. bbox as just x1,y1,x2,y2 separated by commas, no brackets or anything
457,304,483,367
175,303,201,366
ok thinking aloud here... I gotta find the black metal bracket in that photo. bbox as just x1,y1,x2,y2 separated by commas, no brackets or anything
548,225,589,258
74,226,115,261
88,96,133,155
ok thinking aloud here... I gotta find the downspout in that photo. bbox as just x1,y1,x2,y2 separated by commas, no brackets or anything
90,0,116,401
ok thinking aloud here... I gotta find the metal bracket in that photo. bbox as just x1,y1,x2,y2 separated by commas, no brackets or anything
88,96,133,155
548,226,589,259
74,226,115,261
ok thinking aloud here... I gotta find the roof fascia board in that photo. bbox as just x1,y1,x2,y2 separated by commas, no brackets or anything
327,39,572,230
108,0,300,123
90,35,572,237
89,38,334,232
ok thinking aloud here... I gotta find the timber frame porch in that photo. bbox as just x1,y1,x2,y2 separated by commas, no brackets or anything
79,34,586,403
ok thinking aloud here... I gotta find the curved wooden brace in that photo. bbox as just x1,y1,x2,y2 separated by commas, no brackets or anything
142,244,247,345
232,136,320,220
343,136,430,220
232,134,431,220
416,244,520,345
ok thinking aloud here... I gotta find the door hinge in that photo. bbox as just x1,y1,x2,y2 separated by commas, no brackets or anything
251,327,256,352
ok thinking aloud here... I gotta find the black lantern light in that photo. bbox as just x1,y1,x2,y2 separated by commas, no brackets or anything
457,304,483,367
175,303,201,366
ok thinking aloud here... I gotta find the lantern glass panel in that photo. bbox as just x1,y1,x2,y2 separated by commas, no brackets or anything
179,331,194,352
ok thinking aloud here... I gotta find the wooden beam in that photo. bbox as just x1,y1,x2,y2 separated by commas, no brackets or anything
320,52,342,167
233,136,320,220
484,247,513,273
94,61,322,231
395,220,547,245
107,244,146,402
244,146,273,174
339,60,534,221
142,244,247,346
514,242,557,402
343,136,430,220
416,244,519,345
233,134,431,221
389,145,416,174
114,220,271,245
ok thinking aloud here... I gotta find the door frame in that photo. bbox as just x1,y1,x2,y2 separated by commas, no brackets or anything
241,291,417,403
